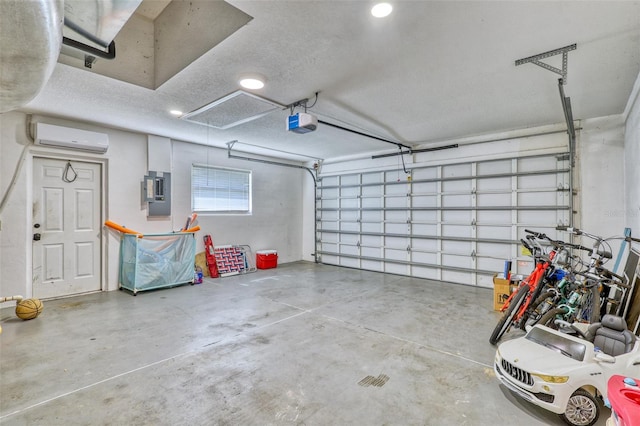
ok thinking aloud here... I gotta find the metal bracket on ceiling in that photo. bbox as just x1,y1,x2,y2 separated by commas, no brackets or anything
515,44,576,84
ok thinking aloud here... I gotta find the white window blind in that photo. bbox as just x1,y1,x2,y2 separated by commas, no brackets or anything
191,165,251,213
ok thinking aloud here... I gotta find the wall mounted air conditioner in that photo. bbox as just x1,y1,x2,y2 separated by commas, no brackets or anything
35,122,109,153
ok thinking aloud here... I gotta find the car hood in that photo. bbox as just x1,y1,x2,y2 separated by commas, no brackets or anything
497,334,591,375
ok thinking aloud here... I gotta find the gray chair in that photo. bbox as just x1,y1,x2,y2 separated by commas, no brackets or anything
586,315,636,357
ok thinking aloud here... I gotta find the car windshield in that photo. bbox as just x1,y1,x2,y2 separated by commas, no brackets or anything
526,327,586,361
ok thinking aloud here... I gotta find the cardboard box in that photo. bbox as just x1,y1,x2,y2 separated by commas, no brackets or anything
493,275,517,311
256,250,278,269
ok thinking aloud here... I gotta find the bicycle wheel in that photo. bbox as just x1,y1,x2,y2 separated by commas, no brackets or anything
538,307,569,329
575,286,600,324
490,284,530,345
521,290,557,330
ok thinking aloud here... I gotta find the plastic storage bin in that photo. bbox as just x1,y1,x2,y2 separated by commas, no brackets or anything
256,250,278,269
119,232,196,295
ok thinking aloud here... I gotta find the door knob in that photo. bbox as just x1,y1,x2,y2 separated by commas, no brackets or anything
34,223,40,228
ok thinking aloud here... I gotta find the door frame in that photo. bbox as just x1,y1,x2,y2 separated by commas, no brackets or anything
29,149,108,298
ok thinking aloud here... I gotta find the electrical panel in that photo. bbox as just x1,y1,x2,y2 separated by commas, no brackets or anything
142,171,171,216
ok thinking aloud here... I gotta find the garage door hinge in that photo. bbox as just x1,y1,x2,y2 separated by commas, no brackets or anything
406,246,411,252
471,250,476,258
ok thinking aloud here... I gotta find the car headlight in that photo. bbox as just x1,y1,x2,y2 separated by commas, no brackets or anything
531,373,569,383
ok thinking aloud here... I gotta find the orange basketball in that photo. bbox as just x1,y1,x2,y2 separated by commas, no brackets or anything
15,298,43,320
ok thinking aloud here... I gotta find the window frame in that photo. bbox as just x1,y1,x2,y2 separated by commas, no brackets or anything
191,163,252,215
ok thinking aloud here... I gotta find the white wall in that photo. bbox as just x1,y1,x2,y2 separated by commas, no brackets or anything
577,115,626,240
624,73,640,233
0,111,304,304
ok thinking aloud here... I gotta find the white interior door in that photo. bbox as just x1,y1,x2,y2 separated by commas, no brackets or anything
32,157,102,299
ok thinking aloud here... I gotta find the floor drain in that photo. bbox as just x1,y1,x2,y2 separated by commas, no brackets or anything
358,374,390,387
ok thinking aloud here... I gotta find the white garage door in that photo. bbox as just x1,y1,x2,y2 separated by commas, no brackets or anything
316,152,571,287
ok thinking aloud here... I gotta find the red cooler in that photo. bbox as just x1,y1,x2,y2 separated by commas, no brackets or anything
256,250,278,269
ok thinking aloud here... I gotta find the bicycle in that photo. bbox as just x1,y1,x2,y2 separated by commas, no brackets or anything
489,230,562,345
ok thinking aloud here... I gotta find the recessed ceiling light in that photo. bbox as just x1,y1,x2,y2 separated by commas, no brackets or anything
170,110,183,116
371,2,393,18
239,75,265,90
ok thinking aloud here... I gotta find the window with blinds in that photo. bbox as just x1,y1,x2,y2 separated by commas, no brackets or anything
191,164,252,213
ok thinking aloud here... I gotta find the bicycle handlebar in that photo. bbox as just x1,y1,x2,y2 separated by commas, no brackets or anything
525,229,548,240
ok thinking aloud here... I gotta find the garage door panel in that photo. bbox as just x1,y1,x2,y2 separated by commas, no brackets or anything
477,177,511,191
340,198,359,209
442,224,472,237
386,263,408,275
412,223,437,235
385,236,408,249
412,267,439,279
442,240,472,254
442,210,472,222
518,210,558,223
443,180,472,192
321,232,338,243
385,197,409,208
411,239,438,251
340,234,359,245
386,223,409,234
361,210,382,222
362,222,383,232
476,226,511,240
477,242,512,258
477,192,511,207
519,174,559,189
443,164,471,177
317,152,570,286
412,211,437,222
384,249,408,261
340,211,359,221
412,167,438,180
362,235,382,246
362,259,383,271
412,251,437,264
412,182,437,193
340,245,359,256
442,270,473,284
322,242,338,252
362,173,382,184
362,247,382,258
385,211,408,222
362,197,382,208
476,210,511,224
518,191,561,205
478,159,511,174
476,256,506,273
442,194,472,207
340,257,359,268
412,195,437,208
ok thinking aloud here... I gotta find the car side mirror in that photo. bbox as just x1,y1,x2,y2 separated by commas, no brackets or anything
595,352,615,363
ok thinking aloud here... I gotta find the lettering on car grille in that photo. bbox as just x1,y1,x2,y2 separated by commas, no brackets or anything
501,359,534,386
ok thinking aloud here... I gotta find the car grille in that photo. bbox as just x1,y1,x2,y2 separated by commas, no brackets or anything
501,359,534,386
534,392,555,403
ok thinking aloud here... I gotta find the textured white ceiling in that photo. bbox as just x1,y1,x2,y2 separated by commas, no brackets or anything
23,0,640,162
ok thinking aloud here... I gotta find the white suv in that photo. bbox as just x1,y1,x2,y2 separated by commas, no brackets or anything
494,315,639,426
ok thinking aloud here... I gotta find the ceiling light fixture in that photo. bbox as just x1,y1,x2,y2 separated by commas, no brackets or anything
371,3,393,18
239,74,265,90
170,110,183,116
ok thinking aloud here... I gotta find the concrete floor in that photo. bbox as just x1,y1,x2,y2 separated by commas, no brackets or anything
1,261,610,425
